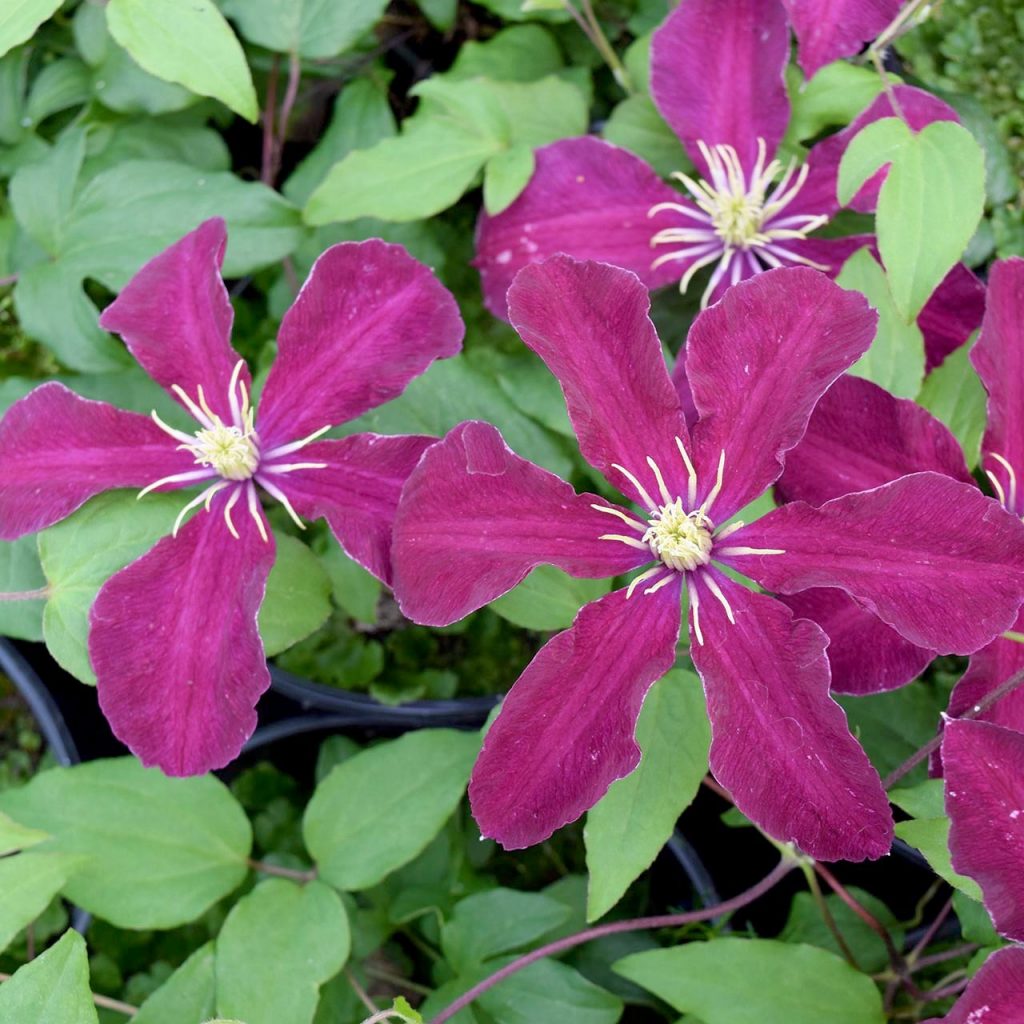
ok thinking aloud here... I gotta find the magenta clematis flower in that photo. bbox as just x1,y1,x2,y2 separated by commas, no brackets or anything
0,218,463,775
922,946,1024,1024
390,256,1024,862
474,0,984,368
944,718,1024,942
776,258,1024,737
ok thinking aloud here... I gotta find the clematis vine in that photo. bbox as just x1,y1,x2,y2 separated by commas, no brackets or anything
0,218,463,775
391,256,1024,862
776,258,1024,738
475,0,984,368
921,945,1024,1024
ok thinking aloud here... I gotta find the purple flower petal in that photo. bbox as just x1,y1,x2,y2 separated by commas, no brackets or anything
727,473,1024,654
392,421,650,627
90,487,275,776
922,946,1024,1024
782,0,900,78
260,433,434,586
650,0,790,175
919,263,987,372
99,218,245,424
474,137,685,320
469,578,681,849
686,267,876,521
256,240,463,448
507,256,693,506
776,374,972,507
780,234,875,274
944,718,1024,941
946,608,1024,738
0,383,202,539
780,588,935,695
689,569,893,861
972,258,1024,517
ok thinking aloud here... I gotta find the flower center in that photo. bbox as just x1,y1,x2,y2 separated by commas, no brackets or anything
185,422,258,480
646,137,830,307
644,499,714,571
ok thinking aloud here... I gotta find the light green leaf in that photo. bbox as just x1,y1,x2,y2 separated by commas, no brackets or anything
0,852,83,954
38,490,182,684
585,669,710,921
260,534,332,657
0,930,97,1024
840,118,986,321
0,810,50,856
441,889,571,972
484,144,535,214
836,247,925,398
304,729,480,891
479,957,623,1024
616,939,885,1024
918,341,986,470
0,757,252,928
284,78,396,206
320,542,380,624
133,943,216,1024
222,0,388,59
604,94,690,178
216,879,350,1024
785,61,885,145
890,779,983,900
0,535,46,641
306,119,493,225
106,0,258,121
490,566,610,632
445,24,563,82
0,0,63,60
24,58,92,127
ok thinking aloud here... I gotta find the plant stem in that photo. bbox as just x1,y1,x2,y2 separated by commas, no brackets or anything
0,273,17,288
801,862,861,969
907,896,953,963
347,967,379,1014
261,55,280,186
0,587,49,602
247,858,317,882
562,0,634,95
276,51,302,157
430,857,796,1024
911,943,978,973
884,666,1024,789
0,974,137,1016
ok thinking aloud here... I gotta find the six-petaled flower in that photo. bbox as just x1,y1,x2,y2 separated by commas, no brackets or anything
0,218,463,775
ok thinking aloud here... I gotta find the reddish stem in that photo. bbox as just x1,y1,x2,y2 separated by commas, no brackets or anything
430,858,796,1024
260,55,280,186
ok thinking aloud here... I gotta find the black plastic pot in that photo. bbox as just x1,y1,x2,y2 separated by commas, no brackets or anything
269,663,499,729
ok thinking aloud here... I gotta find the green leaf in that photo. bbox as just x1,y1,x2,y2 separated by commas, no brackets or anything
441,889,571,972
781,888,904,974
0,810,50,856
222,0,388,59
479,957,623,1024
0,757,252,928
616,938,885,1024
348,353,572,478
836,247,925,398
0,0,63,60
304,729,480,891
106,0,258,121
38,490,182,684
484,144,535,214
445,24,563,82
14,158,300,371
319,542,380,624
952,890,1001,948
918,342,987,470
891,779,982,900
133,943,216,1024
839,118,986,321
490,566,611,631
24,58,92,127
283,77,396,206
259,534,332,657
0,852,83,954
604,94,690,178
784,61,885,145
0,930,97,1024
216,879,350,1024
0,535,46,641
585,669,710,921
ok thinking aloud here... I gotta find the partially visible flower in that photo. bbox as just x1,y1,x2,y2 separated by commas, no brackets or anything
391,256,1024,861
922,945,1024,1024
781,0,901,79
0,218,463,775
475,0,983,368
944,718,1024,941
776,258,1024,737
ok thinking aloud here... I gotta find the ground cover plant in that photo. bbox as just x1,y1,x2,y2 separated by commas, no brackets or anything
0,0,1022,1022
